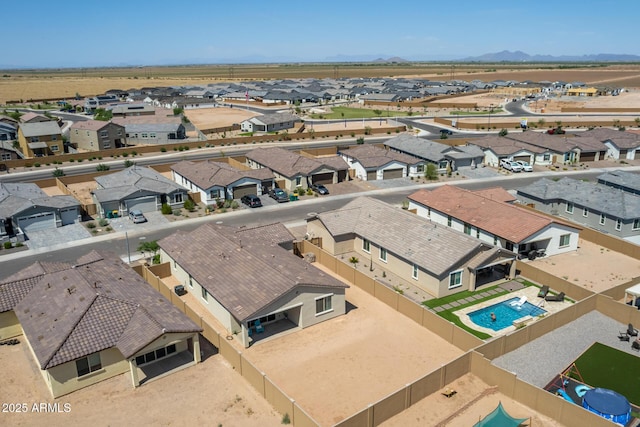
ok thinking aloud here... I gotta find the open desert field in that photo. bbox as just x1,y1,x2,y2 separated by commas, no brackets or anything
184,107,258,130
2,63,640,105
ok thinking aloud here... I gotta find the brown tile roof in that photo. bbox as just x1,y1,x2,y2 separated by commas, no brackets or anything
473,187,516,203
0,261,71,313
408,185,579,243
339,144,422,168
171,160,273,188
580,128,640,149
158,223,347,322
9,251,200,369
507,132,605,153
70,120,123,132
469,136,547,155
246,147,347,178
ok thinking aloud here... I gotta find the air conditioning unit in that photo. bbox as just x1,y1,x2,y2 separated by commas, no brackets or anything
174,285,186,296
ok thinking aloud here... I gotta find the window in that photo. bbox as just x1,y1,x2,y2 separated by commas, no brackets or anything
135,344,175,366
427,207,431,217
559,234,571,248
379,247,387,262
30,136,39,142
633,219,640,230
1,153,11,161
493,235,498,245
51,135,57,141
362,238,370,253
506,241,514,251
150,133,156,138
295,177,302,186
583,207,588,217
616,219,622,231
76,352,102,377
476,227,480,239
201,287,208,302
448,271,462,290
543,154,550,161
174,193,183,203
103,142,111,149
315,295,333,315
141,133,148,138
412,264,418,280
447,216,452,227
188,275,193,288
209,189,221,199
600,214,606,225
565,202,574,214
464,223,471,235
50,145,59,152
100,131,108,138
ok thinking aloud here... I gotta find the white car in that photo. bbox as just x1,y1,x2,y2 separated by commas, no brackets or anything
499,158,512,170
515,160,533,172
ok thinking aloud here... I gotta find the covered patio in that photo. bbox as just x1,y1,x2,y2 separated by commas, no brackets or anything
624,283,640,309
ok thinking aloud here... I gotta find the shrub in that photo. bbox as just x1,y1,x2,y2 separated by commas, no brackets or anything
122,152,129,157
124,159,135,168
34,162,40,167
356,137,365,144
306,188,313,195
87,222,96,229
161,203,173,215
161,147,167,152
105,226,112,232
183,198,195,211
4,241,12,250
231,200,239,209
173,210,182,216
223,200,232,209
96,163,110,171
52,168,65,177
98,218,109,227
282,413,291,425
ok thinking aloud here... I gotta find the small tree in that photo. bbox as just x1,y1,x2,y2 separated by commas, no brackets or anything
183,198,195,211
52,167,65,177
96,163,110,171
425,163,438,180
372,109,382,116
635,117,640,127
349,256,359,269
124,159,135,168
537,118,546,128
364,126,372,135
356,137,365,144
94,108,113,121
137,240,160,261
498,128,509,137
173,107,184,116
161,203,173,214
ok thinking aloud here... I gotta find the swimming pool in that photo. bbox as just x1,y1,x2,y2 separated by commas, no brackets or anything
468,297,547,331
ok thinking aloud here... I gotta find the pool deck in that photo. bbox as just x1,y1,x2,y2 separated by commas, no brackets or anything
455,284,573,337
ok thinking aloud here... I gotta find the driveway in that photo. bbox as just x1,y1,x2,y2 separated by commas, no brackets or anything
25,223,92,250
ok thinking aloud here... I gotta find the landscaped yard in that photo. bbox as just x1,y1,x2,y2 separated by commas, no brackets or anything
309,106,414,119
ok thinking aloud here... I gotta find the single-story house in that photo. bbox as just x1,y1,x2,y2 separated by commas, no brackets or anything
0,250,202,398
245,147,349,192
240,112,300,133
112,115,186,145
339,144,425,180
468,136,546,167
158,223,349,348
17,121,63,158
92,166,188,217
171,160,274,203
383,134,484,171
507,132,607,163
408,185,580,258
108,103,156,117
0,182,80,237
517,177,640,240
580,128,640,161
306,196,517,298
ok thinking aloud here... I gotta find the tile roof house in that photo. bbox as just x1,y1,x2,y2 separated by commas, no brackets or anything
69,120,126,152
112,114,186,145
0,182,80,237
507,133,607,163
17,121,63,158
383,134,484,171
171,159,274,203
158,223,349,348
339,144,424,180
0,250,202,397
245,147,349,191
467,136,544,167
19,112,52,123
408,185,580,258
307,196,517,298
579,128,640,160
92,166,188,217
517,177,640,240
240,112,300,133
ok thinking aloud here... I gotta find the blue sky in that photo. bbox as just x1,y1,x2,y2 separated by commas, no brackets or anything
3,0,639,68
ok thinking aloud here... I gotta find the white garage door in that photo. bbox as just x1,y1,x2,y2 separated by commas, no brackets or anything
126,196,157,213
18,212,55,232
60,207,78,225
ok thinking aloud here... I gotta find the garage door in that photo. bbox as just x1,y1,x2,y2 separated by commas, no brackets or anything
366,171,377,181
125,196,157,213
382,168,404,179
18,212,55,232
60,207,78,225
514,156,530,163
233,184,257,199
312,172,333,185
580,152,596,162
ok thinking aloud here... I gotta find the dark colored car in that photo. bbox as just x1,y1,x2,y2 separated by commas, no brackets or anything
241,194,262,208
440,129,454,136
268,188,289,203
547,128,566,135
311,184,329,195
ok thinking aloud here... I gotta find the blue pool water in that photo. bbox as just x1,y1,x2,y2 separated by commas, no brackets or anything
469,297,547,331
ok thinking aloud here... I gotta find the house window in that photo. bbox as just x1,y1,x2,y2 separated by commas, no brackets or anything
416,164,424,173
412,264,418,280
50,145,59,152
448,270,462,290
51,135,57,141
559,234,571,248
506,241,514,251
543,154,550,161
1,153,11,161
174,193,183,203
150,133,156,138
493,235,498,245
427,207,431,217
201,287,208,302
100,131,108,138
362,238,370,253
379,247,387,262
141,133,148,138
600,214,606,225
76,352,102,377
476,228,480,238
103,142,111,149
135,343,176,366
30,136,39,142
616,219,622,231
173,260,177,270
209,189,221,199
315,294,333,315
583,207,588,217
565,202,574,214
464,223,471,235
633,219,640,230
188,275,193,288
447,216,452,227
295,177,302,186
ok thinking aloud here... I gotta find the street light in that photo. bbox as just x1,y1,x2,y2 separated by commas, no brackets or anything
488,104,494,131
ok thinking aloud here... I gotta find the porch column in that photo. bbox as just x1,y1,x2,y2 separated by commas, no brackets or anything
333,171,338,184
193,333,201,363
468,269,477,292
241,324,249,348
129,359,140,388
507,261,517,279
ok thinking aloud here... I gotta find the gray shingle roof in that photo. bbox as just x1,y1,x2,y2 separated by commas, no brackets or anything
171,160,273,189
313,197,489,277
339,144,422,168
517,177,640,220
10,251,201,369
384,134,484,162
158,223,347,322
0,183,79,218
246,147,347,178
249,112,300,126
19,121,61,137
93,166,186,202
598,170,640,193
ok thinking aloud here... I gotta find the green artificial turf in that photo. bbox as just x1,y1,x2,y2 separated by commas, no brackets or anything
572,342,640,405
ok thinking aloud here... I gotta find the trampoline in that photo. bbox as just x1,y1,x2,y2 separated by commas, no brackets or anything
473,402,528,427
582,388,631,426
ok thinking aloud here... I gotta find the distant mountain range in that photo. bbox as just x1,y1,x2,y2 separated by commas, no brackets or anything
461,50,640,62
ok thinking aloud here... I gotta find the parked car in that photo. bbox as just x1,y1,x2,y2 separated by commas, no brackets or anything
499,158,512,170
311,184,330,195
509,161,523,172
128,210,147,223
241,194,262,208
268,188,289,203
515,160,533,172
440,129,454,136
547,127,566,135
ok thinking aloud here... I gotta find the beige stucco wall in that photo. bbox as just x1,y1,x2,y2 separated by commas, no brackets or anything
307,219,354,255
46,347,129,398
0,310,22,340
70,123,125,152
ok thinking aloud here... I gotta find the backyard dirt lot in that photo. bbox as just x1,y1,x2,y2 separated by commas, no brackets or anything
530,238,640,293
242,268,465,426
184,107,258,130
0,337,281,427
